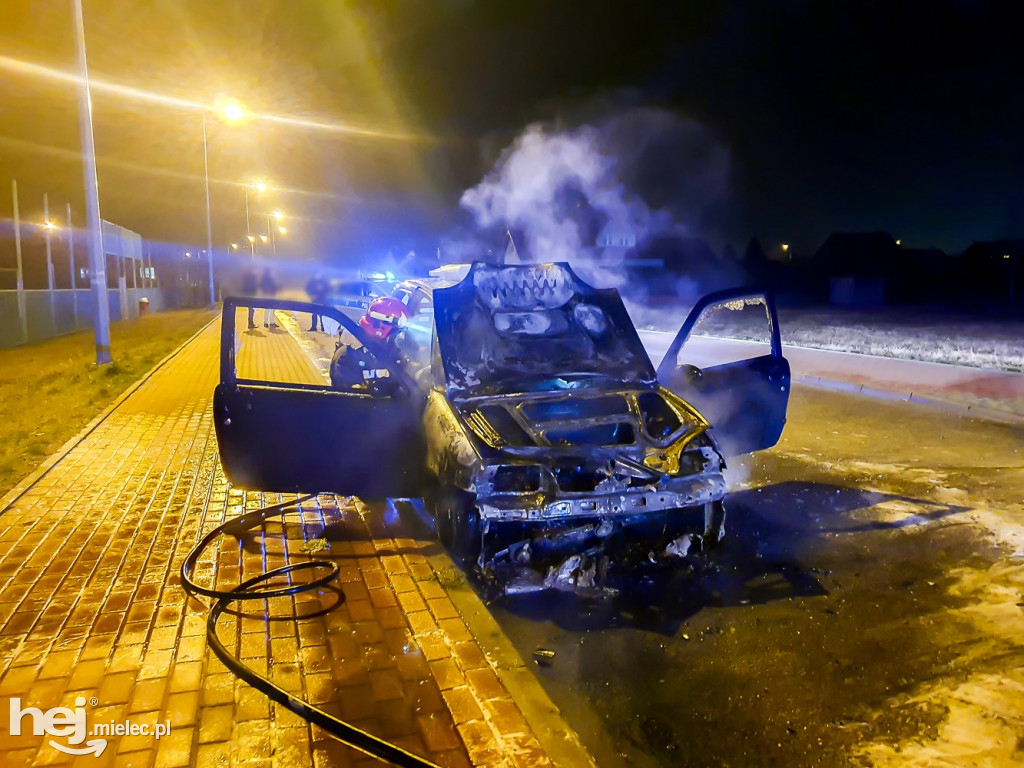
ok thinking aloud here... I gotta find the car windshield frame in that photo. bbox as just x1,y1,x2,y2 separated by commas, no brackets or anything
433,262,656,397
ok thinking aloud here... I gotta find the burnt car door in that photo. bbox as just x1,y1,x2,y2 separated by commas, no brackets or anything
656,288,790,457
213,297,424,497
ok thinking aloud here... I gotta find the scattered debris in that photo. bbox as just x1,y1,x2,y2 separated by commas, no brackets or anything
436,566,465,589
533,648,556,666
665,534,694,559
298,538,329,553
544,554,597,592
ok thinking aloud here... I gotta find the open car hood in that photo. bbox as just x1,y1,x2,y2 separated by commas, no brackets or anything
433,262,656,397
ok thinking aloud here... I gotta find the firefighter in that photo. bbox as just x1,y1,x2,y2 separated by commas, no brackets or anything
330,296,412,391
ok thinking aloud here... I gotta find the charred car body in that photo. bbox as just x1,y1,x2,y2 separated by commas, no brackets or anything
214,263,790,595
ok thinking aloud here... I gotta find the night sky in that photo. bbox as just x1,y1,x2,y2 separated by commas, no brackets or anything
1,0,1022,260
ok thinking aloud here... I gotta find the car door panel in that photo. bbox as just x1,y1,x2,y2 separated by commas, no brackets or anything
657,289,790,457
215,297,423,497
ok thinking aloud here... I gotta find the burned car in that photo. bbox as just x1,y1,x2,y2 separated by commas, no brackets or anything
214,263,790,594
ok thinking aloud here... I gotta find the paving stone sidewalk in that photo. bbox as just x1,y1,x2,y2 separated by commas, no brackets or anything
0,317,572,768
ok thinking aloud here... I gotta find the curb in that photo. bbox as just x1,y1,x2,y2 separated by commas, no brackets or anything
796,373,1024,427
0,312,219,516
638,328,1024,427
425,549,598,768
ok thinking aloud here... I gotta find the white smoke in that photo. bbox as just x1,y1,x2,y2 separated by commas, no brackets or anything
456,109,731,289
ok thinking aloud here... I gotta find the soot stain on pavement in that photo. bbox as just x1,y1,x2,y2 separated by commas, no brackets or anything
488,475,996,767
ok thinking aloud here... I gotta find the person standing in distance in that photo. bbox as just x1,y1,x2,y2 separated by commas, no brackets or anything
260,267,279,328
241,267,258,329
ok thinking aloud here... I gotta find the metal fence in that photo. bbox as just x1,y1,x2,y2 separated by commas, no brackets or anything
0,287,168,349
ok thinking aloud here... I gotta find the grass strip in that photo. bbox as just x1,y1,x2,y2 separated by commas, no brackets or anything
0,308,216,496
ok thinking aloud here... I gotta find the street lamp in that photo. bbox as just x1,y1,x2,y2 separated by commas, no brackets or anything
201,114,217,308
244,181,269,259
200,99,250,303
72,0,112,364
264,211,288,256
220,100,246,123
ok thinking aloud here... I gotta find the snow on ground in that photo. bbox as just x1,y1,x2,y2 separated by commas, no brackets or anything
627,302,1024,373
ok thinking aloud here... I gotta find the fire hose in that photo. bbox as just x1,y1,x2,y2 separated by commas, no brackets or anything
181,493,441,768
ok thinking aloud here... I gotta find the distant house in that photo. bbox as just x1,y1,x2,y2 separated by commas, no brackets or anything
960,239,1024,304
813,231,900,306
813,231,900,277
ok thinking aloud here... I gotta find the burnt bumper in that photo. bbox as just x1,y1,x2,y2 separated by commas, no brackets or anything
476,471,727,522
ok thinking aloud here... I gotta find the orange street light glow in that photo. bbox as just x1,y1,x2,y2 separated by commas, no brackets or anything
220,100,246,123
260,235,269,243
0,54,422,141
277,226,287,235
247,235,256,243
230,243,239,249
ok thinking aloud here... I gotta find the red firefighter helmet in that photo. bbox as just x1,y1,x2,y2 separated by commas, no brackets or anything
359,295,410,340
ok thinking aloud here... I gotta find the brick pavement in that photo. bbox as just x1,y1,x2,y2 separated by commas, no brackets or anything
0,315,584,767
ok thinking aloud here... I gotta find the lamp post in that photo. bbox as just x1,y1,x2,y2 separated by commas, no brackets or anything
266,210,286,257
244,181,267,259
200,100,246,304
43,195,57,332
67,202,78,327
72,0,111,364
202,115,215,308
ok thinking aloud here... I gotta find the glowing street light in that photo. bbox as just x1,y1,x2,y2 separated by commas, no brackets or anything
255,181,267,193
260,235,268,243
43,220,58,231
220,100,246,123
277,226,287,235
230,243,239,250
272,210,285,221
246,235,256,243
200,97,249,300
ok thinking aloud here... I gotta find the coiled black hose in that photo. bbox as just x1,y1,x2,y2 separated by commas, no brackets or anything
181,493,441,768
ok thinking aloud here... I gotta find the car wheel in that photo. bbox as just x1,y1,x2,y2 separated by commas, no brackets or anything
703,499,727,546
431,487,481,562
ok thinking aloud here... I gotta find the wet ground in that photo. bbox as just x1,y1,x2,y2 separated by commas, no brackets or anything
483,385,1024,766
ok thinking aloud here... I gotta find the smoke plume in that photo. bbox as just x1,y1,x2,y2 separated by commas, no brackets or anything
456,108,731,290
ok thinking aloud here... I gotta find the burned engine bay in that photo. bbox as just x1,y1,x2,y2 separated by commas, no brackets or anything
426,263,731,597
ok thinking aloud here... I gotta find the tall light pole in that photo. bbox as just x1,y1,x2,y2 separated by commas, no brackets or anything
202,115,215,308
267,210,286,257
245,186,253,259
43,195,57,332
72,0,111,364
244,181,267,259
66,202,78,327
201,100,248,287
11,180,27,344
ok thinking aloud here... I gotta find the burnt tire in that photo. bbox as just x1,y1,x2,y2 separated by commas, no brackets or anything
703,499,727,547
431,487,481,563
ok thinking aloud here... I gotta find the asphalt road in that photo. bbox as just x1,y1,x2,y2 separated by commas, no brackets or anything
487,384,1024,767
